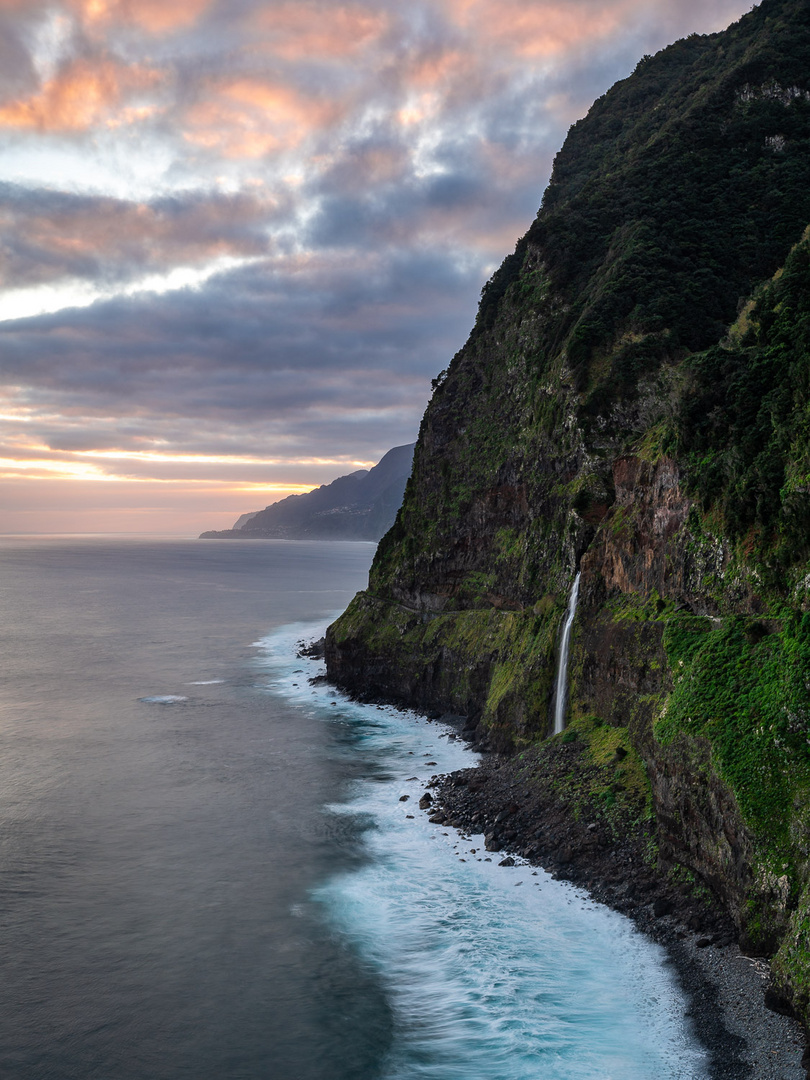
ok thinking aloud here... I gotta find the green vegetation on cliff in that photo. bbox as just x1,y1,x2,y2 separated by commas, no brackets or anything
326,0,810,1024
660,614,810,874
678,228,810,569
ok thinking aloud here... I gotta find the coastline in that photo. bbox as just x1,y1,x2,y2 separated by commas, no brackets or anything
426,741,808,1080
318,621,808,1077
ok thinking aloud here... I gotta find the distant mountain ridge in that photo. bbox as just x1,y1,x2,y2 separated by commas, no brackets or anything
200,443,415,541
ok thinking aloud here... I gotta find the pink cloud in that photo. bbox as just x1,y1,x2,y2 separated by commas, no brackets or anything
443,0,638,58
182,76,344,158
0,0,211,32
0,56,162,132
78,0,213,35
249,3,389,61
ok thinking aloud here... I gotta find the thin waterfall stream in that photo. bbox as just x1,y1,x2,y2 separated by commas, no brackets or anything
553,570,581,735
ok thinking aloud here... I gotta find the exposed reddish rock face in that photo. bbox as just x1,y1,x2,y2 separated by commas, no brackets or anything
590,456,691,594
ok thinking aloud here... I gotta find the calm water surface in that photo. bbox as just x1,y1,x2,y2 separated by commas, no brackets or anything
0,537,709,1079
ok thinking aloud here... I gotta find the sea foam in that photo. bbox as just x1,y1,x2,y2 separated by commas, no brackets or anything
138,694,189,704
254,622,710,1080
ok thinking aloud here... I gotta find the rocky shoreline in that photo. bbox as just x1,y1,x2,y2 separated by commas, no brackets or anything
313,620,809,1078
423,734,808,1080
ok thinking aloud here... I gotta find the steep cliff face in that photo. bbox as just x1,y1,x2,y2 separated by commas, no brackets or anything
326,0,810,1019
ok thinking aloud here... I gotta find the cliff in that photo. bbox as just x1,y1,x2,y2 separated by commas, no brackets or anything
200,443,415,541
326,0,810,1024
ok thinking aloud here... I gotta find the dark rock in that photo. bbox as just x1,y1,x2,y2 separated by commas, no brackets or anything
297,638,325,659
399,795,410,802
499,857,516,867
653,897,674,918
419,793,433,809
764,986,795,1017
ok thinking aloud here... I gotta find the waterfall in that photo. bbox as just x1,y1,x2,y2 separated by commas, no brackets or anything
553,571,581,735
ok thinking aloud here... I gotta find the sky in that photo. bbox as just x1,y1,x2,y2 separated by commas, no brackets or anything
0,0,754,535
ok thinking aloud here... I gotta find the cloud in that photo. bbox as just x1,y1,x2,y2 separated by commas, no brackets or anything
249,2,390,61
0,246,479,457
78,0,214,36
442,0,637,58
0,0,757,530
0,14,37,101
180,75,345,158
0,185,281,288
0,54,162,131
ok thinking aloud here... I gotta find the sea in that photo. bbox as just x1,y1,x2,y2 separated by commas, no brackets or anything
0,536,710,1080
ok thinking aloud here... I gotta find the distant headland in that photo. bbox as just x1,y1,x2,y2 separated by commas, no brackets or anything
199,443,415,542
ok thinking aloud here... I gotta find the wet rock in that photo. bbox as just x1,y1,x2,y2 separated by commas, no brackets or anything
297,637,325,659
419,793,433,809
399,795,410,802
499,857,516,867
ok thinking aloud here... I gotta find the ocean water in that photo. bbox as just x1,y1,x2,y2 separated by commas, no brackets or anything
0,536,709,1080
